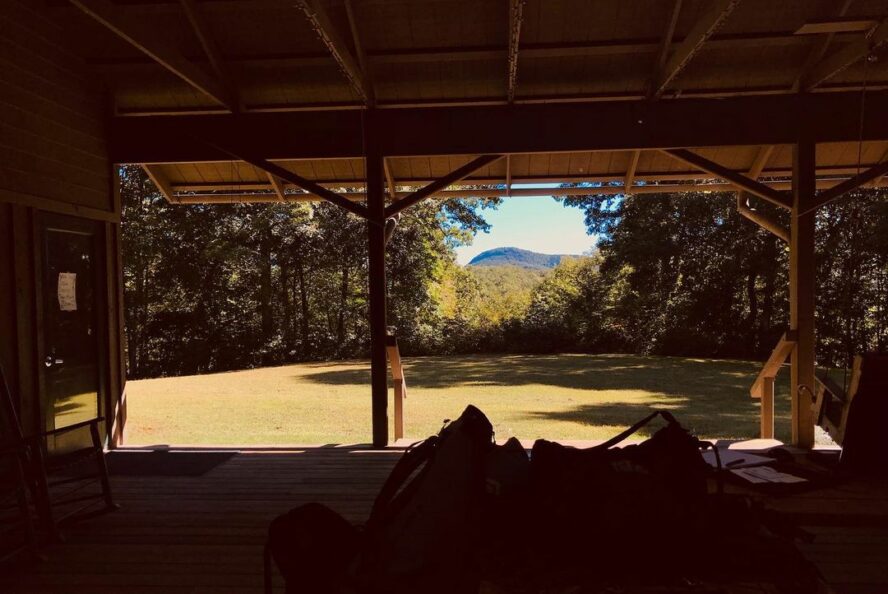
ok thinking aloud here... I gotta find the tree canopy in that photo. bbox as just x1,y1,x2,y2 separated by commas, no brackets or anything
121,165,888,380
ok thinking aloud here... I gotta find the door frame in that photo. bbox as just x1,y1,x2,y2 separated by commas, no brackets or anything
33,212,110,446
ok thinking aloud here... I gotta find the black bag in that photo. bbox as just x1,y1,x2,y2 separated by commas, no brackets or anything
528,411,711,582
840,354,888,475
357,404,495,594
265,502,361,594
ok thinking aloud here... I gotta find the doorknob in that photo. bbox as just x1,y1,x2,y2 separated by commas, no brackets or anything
44,356,64,367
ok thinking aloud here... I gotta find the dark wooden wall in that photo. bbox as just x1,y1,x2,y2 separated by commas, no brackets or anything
0,0,124,445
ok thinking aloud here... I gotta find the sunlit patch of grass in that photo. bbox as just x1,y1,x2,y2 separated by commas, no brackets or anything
124,354,794,446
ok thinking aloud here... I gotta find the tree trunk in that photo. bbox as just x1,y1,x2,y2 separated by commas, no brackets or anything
746,269,758,356
337,263,349,348
259,231,273,346
280,259,292,354
296,256,310,356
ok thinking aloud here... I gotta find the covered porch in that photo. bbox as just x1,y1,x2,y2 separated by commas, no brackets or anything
3,0,888,591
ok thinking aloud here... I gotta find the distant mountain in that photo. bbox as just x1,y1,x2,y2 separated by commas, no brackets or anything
467,247,570,270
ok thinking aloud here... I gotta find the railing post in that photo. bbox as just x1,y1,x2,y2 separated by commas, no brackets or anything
386,335,406,442
761,376,775,439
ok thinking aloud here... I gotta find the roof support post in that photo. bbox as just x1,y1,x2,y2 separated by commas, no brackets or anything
365,113,389,447
790,139,817,448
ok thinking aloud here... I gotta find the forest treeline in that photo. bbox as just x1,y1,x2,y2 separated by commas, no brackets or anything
121,165,888,379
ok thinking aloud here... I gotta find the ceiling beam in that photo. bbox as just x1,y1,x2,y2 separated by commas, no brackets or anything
624,150,641,193
178,0,239,109
108,90,888,163
173,177,888,205
385,155,503,217
85,32,818,70
663,148,792,208
170,164,888,191
650,0,741,98
296,0,370,103
142,165,177,203
69,0,235,110
507,0,526,103
802,18,888,91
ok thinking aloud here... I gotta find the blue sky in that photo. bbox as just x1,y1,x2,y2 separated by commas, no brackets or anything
454,187,597,265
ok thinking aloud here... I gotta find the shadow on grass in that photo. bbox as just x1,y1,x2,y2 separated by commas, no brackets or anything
298,354,792,440
298,354,774,400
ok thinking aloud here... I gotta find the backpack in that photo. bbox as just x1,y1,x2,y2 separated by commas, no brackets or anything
265,405,494,594
357,404,495,594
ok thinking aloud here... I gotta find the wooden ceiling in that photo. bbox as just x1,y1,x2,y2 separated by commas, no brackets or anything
48,0,888,201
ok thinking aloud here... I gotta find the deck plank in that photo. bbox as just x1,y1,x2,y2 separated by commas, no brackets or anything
1,447,887,594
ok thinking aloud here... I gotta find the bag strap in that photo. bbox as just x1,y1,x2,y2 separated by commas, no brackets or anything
595,410,680,450
365,436,438,532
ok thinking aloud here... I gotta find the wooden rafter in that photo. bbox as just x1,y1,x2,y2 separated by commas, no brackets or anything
344,0,375,106
507,0,526,103
69,0,234,110
663,149,792,209
735,145,788,241
383,158,397,201
810,160,888,211
142,165,177,203
802,18,888,91
296,0,370,103
650,0,741,98
179,0,239,109
385,155,503,217
793,0,855,91
625,150,641,193
198,138,371,220
748,145,775,180
267,173,286,202
648,0,683,98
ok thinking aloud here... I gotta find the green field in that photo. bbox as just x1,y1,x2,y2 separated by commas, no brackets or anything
124,353,804,446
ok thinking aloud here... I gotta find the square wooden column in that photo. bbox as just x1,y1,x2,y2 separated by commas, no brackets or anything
790,141,816,448
365,116,389,447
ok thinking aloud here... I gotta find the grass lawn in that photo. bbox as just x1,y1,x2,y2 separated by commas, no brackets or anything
124,353,804,446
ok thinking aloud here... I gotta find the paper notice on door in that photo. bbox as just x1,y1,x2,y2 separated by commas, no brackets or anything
58,272,77,311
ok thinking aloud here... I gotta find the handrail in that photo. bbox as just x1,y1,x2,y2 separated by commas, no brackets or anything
385,334,407,441
750,330,797,399
749,330,797,439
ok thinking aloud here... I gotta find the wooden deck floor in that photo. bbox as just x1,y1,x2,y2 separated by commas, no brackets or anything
2,447,888,594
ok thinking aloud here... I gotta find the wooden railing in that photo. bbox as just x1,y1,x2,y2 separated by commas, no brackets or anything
386,334,407,441
749,331,797,439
